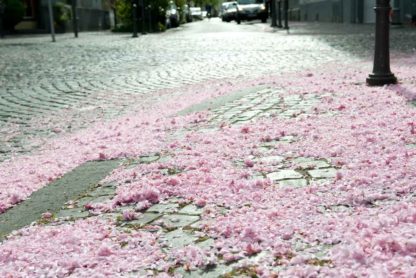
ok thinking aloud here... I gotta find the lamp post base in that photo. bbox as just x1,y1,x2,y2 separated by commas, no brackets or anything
366,73,397,86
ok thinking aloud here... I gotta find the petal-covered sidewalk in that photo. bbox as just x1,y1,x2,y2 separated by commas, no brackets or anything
1,56,416,277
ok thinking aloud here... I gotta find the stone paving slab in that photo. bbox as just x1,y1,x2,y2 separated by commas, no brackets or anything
147,203,180,214
179,204,204,215
55,208,90,219
267,170,304,181
308,168,337,179
177,265,233,278
126,213,161,227
0,159,121,240
292,157,331,169
278,179,309,187
177,86,267,116
161,228,199,249
207,89,320,126
156,214,200,229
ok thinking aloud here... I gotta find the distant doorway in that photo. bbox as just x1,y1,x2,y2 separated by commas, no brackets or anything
24,0,37,19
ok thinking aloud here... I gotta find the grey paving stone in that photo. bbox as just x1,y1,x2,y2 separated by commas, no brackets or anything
177,264,233,278
239,111,260,118
278,179,308,187
189,220,204,230
223,113,237,119
308,168,337,179
124,269,149,277
284,95,301,102
279,135,296,142
317,205,351,214
77,195,111,206
161,228,198,249
88,186,116,197
114,205,136,213
244,250,272,264
127,213,161,226
258,155,285,164
179,204,204,215
56,208,90,219
293,158,331,169
267,170,303,181
260,142,278,148
147,203,180,213
157,214,200,229
0,160,120,239
139,155,160,164
100,213,121,221
101,182,118,188
232,118,252,124
196,238,215,250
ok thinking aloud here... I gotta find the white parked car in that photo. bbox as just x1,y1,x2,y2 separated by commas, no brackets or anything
190,7,203,20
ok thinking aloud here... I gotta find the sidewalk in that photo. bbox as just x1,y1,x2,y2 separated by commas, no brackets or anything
1,44,416,277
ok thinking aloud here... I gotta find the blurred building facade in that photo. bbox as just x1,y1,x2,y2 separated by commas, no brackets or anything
288,0,416,24
15,0,110,32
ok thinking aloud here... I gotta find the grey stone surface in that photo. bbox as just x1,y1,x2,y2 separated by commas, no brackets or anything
161,229,198,249
88,186,116,197
179,204,204,215
267,170,303,181
139,155,160,164
128,213,161,226
147,203,180,214
189,220,204,230
177,264,233,278
308,168,337,179
56,208,90,219
259,155,285,164
294,159,331,169
0,159,121,239
196,238,215,250
157,214,200,229
178,86,267,116
77,195,111,206
278,179,308,187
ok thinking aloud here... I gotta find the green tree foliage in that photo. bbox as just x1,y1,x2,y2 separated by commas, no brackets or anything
2,0,25,30
192,0,220,8
54,2,72,28
114,0,169,32
114,0,132,30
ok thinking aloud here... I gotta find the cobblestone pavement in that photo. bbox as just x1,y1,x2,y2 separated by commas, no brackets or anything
1,20,415,162
34,85,339,276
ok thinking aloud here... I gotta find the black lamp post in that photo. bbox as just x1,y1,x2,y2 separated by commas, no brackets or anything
277,0,282,28
140,0,146,35
283,0,288,29
367,0,397,86
270,0,277,27
72,0,79,38
47,0,56,42
132,0,138,37
148,4,152,33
